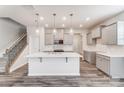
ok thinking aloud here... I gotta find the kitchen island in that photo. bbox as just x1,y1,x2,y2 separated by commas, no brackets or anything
27,52,82,76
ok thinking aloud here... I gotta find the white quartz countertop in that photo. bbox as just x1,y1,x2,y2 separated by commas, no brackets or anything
97,52,124,57
84,50,96,52
27,52,82,58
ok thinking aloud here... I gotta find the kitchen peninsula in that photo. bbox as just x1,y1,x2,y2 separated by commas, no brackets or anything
27,52,82,76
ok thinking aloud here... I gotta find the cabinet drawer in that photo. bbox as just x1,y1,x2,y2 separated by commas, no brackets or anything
102,56,110,61
102,60,110,75
96,54,110,75
96,56,102,70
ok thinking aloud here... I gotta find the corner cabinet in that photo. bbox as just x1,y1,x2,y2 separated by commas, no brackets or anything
92,27,101,39
96,54,110,75
87,33,96,45
96,54,124,78
101,21,124,45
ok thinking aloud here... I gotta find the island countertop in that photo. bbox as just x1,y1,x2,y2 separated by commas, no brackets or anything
27,52,82,58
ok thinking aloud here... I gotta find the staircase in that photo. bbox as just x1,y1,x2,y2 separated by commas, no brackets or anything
0,58,7,74
0,33,27,74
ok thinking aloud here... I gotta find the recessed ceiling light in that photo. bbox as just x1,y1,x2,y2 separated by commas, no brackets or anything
70,28,73,35
36,29,39,33
40,16,44,20
53,29,57,34
62,16,67,21
86,17,90,21
80,24,83,28
45,24,48,27
62,24,65,27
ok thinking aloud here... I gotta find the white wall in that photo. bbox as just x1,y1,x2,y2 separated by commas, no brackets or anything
0,18,26,53
27,27,84,53
83,12,124,53
27,26,45,53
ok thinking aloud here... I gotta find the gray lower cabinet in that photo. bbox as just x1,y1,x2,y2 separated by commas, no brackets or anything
84,50,96,64
96,54,110,75
96,54,124,78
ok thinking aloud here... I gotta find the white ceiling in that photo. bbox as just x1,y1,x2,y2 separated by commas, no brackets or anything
0,5,124,29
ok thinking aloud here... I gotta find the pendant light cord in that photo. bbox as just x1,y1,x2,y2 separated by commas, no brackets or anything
53,13,56,29
70,13,73,28
36,13,39,28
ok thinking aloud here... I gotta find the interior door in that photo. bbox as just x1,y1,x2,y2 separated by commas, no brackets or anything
29,36,40,53
73,33,82,54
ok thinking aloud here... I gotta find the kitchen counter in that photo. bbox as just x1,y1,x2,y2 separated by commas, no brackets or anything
97,52,124,57
27,52,82,58
27,52,81,76
96,52,124,78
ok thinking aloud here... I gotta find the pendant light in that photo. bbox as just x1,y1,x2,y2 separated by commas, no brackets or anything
35,13,40,52
70,13,73,35
35,13,40,33
53,13,57,34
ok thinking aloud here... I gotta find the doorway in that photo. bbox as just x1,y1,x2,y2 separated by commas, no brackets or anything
73,33,83,54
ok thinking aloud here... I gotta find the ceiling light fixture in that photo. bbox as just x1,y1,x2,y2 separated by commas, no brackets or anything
62,24,65,27
40,16,44,21
35,13,40,33
80,24,83,28
35,13,40,52
62,16,67,21
53,13,57,34
70,13,73,35
86,17,90,21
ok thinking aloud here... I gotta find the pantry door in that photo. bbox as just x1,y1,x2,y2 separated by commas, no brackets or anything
73,33,83,54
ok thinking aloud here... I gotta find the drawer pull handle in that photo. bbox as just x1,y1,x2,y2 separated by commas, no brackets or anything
66,57,68,63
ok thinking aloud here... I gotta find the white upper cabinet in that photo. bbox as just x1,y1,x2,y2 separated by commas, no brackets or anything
45,28,73,45
45,33,53,45
45,29,53,45
92,27,101,39
102,21,124,45
87,32,96,45
64,33,73,45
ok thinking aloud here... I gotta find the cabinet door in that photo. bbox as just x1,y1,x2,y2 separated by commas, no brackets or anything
117,22,124,45
87,33,95,45
102,57,110,75
92,27,101,38
96,55,102,70
102,27,109,44
102,24,117,44
87,33,91,44
96,54,110,75
45,33,53,45
64,33,73,45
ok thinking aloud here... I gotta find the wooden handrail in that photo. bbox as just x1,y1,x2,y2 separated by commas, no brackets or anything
5,33,27,53
5,34,27,74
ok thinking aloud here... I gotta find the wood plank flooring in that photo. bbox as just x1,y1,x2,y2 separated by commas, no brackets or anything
0,61,124,87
